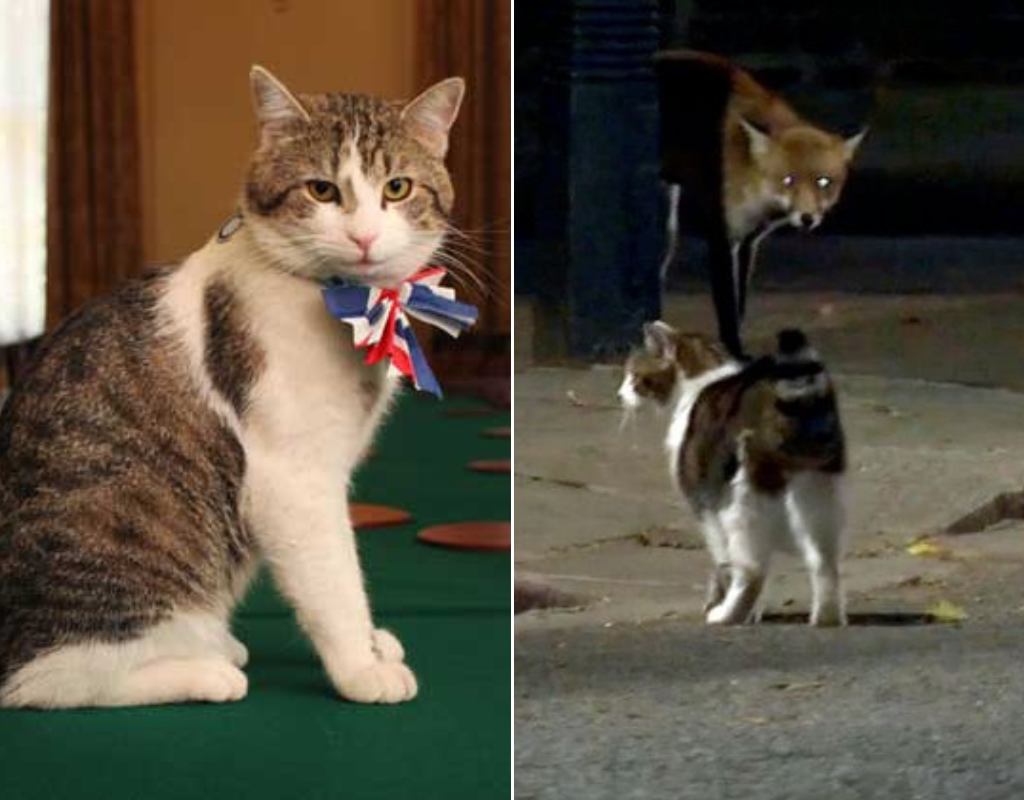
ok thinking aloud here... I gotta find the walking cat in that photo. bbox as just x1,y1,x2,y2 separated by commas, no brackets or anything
0,66,464,707
619,323,848,626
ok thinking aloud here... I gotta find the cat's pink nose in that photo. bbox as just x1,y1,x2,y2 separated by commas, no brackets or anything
348,232,379,257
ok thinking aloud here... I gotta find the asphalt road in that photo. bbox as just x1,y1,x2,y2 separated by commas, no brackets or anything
516,567,1024,800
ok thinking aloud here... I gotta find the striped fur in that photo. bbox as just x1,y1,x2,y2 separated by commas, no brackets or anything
0,270,258,690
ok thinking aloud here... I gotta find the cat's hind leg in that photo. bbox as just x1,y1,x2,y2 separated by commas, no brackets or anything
786,472,847,627
0,611,248,708
706,476,785,625
102,657,247,707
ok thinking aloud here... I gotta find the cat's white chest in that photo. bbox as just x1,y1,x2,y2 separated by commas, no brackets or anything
242,269,397,469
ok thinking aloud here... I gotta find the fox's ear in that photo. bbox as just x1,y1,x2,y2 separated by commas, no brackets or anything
739,118,772,160
643,321,676,359
843,127,868,160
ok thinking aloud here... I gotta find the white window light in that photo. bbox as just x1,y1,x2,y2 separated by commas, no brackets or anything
0,0,49,346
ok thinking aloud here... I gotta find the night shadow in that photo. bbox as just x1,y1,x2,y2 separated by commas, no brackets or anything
761,611,942,626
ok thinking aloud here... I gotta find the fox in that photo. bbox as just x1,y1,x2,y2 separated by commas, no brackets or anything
656,51,867,357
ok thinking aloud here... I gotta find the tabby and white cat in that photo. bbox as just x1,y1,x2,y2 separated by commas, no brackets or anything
0,67,464,707
619,323,847,626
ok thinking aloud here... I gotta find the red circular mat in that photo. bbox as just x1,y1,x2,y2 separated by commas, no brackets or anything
417,522,511,551
481,427,511,439
467,459,511,474
351,503,412,530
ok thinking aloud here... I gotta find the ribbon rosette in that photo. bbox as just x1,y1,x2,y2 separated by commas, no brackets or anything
321,267,478,398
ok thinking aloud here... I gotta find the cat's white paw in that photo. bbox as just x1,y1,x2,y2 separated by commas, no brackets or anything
184,659,249,703
705,603,752,626
705,603,733,625
372,628,406,663
334,661,418,704
226,635,249,668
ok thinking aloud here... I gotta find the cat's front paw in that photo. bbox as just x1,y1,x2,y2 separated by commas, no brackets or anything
372,628,406,663
335,662,418,704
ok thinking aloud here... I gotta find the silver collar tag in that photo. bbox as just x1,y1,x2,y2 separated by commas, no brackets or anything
217,213,243,242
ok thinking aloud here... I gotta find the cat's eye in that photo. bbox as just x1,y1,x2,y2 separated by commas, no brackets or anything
306,180,340,203
782,175,796,187
816,176,833,189
382,177,413,203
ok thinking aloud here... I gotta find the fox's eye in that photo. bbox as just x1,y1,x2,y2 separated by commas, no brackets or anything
816,176,833,189
782,175,795,188
383,177,413,203
306,180,340,203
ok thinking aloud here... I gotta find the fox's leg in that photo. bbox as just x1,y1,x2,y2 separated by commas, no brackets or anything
708,232,745,358
659,183,683,284
739,219,788,322
735,234,756,321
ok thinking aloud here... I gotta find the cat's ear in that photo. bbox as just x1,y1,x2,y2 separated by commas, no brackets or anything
250,65,310,129
401,77,465,158
739,118,772,160
643,321,676,359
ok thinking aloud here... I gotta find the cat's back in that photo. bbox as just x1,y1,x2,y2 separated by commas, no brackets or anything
675,339,845,508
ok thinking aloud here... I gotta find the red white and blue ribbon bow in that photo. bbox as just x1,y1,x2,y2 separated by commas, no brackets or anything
321,267,478,398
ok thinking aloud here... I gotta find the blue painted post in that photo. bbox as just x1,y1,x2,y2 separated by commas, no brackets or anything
534,0,662,359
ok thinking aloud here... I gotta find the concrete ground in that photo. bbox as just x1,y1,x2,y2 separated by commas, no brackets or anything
515,292,1024,799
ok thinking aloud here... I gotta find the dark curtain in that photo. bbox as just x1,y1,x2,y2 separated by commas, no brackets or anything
46,0,141,328
417,0,511,390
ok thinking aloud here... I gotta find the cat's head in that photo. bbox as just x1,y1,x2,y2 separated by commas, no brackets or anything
618,321,728,409
242,66,464,286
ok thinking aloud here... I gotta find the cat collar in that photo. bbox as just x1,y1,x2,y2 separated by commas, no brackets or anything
321,267,478,398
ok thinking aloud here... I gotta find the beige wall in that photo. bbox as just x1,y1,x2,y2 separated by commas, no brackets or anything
135,0,417,264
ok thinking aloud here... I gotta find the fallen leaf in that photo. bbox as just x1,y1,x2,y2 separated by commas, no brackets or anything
770,680,824,693
635,526,690,549
896,574,946,589
926,600,968,623
566,390,587,407
868,402,905,418
906,538,955,560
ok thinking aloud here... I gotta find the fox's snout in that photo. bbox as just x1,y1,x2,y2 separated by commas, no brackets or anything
791,210,821,231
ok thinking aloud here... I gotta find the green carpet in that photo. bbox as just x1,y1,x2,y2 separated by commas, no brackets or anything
0,393,511,799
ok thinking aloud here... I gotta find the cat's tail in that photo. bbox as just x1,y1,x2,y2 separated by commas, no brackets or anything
769,329,844,465
772,329,830,402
